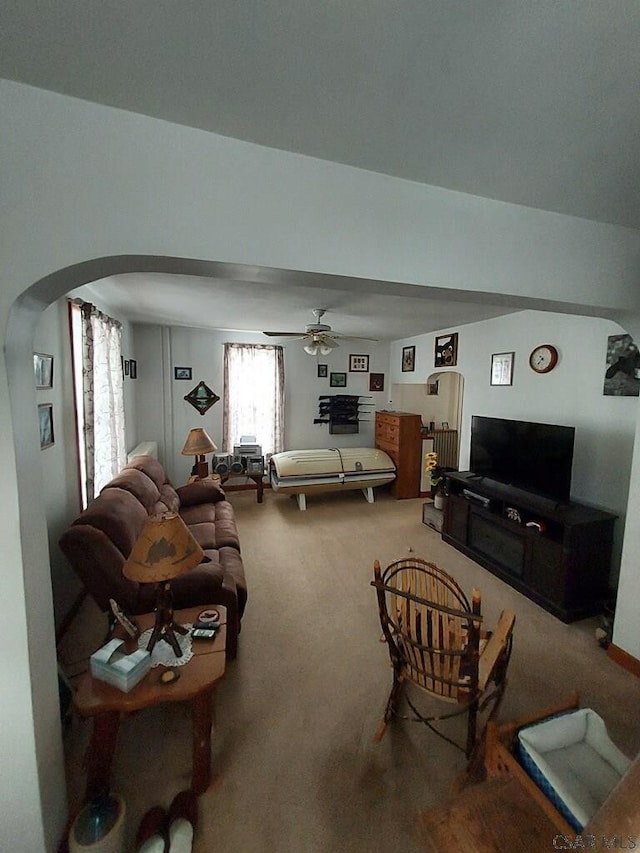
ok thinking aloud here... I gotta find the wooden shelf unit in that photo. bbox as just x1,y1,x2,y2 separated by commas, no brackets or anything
442,471,617,622
375,410,422,499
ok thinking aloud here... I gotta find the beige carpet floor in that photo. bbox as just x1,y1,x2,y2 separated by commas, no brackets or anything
58,488,640,852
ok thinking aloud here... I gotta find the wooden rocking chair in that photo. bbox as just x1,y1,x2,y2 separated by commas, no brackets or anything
372,556,515,759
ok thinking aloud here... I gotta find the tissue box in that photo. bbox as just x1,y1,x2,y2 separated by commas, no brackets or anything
90,639,151,693
517,708,631,831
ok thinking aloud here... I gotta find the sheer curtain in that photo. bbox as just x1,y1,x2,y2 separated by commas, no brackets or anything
77,302,126,503
223,344,284,457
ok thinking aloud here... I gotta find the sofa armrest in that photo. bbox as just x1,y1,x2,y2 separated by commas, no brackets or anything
176,481,227,506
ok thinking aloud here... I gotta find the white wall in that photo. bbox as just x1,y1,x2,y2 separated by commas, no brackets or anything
2,79,640,852
34,297,138,629
391,310,638,584
133,324,391,482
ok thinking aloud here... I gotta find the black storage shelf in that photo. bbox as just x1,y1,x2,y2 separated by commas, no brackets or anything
442,472,617,623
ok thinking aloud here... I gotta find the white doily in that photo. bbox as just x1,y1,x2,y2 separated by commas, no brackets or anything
138,623,194,667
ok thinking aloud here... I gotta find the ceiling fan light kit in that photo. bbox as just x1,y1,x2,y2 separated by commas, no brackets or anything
263,309,377,355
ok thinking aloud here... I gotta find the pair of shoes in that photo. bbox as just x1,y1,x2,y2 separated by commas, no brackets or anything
135,791,198,853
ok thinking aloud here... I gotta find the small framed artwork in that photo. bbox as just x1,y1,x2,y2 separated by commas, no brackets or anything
184,380,221,415
38,403,54,449
33,353,54,389
441,421,449,430
369,373,385,392
349,354,369,372
317,364,328,378
330,372,347,388
491,352,514,386
174,366,193,380
402,345,415,373
434,333,458,367
124,359,130,376
129,359,137,379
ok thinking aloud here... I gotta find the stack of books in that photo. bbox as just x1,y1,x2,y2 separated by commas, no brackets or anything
90,638,151,692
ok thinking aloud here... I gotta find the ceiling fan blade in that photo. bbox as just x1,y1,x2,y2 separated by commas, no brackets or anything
336,335,379,342
263,331,306,337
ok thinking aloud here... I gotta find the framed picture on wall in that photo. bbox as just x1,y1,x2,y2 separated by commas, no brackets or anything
38,403,54,449
490,351,514,386
33,353,53,389
434,333,458,367
369,373,384,391
349,354,369,372
330,372,347,388
317,364,328,378
174,366,193,380
402,346,415,372
129,359,137,379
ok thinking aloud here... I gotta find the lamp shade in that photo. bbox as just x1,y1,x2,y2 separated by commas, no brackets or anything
181,427,217,456
122,513,204,583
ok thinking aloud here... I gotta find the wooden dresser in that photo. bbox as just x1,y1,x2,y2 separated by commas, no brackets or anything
375,411,422,499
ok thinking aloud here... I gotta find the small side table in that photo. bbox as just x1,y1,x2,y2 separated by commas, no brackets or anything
73,606,226,801
220,472,266,503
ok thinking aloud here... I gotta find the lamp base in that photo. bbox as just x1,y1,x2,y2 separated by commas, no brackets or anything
146,582,188,657
195,456,209,479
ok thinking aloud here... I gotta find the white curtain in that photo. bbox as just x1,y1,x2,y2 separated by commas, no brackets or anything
81,302,126,501
223,344,285,457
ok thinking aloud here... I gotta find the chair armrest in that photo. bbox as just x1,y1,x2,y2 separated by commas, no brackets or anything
478,609,515,691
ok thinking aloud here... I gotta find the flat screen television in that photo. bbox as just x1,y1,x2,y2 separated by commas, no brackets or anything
469,415,575,503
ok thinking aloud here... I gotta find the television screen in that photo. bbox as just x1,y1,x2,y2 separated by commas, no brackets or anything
470,416,575,503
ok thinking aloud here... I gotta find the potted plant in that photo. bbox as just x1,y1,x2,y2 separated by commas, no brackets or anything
425,451,446,510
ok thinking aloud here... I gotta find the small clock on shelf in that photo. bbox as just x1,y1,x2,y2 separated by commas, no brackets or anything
529,344,559,374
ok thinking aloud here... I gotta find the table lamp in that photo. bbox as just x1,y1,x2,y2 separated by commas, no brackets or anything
122,513,205,657
181,427,217,478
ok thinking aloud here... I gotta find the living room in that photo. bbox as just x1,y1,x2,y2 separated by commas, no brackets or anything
2,5,640,850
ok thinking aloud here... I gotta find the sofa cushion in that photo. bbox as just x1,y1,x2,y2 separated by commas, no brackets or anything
124,455,169,490
159,483,180,513
176,481,227,507
101,468,161,512
72,488,148,558
180,500,241,551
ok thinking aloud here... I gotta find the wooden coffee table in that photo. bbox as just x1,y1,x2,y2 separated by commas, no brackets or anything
73,606,226,800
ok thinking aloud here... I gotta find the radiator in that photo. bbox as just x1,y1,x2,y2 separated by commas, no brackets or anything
127,440,158,462
432,430,458,469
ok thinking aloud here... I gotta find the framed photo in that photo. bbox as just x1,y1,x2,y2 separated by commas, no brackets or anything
129,359,137,379
402,345,415,373
124,359,130,376
174,366,193,380
330,372,347,388
491,351,514,386
434,333,458,367
38,403,54,449
369,373,384,392
349,354,369,372
33,353,53,389
317,364,328,378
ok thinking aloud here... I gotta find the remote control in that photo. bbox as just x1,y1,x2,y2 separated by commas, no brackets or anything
191,627,217,640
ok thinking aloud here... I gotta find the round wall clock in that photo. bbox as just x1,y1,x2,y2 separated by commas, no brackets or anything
529,344,559,374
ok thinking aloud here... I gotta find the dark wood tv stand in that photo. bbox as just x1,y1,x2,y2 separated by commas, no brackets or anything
442,472,617,622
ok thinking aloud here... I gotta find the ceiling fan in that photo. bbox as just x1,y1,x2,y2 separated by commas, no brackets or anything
263,309,377,355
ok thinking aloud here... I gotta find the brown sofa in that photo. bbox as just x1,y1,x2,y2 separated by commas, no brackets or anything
59,455,247,657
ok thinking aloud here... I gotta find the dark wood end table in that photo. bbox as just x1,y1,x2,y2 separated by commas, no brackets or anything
73,606,227,801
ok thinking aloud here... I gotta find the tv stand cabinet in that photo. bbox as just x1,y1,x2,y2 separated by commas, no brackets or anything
442,472,617,622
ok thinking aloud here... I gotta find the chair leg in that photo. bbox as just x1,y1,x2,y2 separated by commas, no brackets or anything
465,698,479,759
374,671,404,742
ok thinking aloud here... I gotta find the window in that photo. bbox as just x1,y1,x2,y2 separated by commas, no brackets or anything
69,301,126,507
223,344,284,457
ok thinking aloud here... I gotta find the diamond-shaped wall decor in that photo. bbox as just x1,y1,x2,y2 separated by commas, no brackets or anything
184,381,220,416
